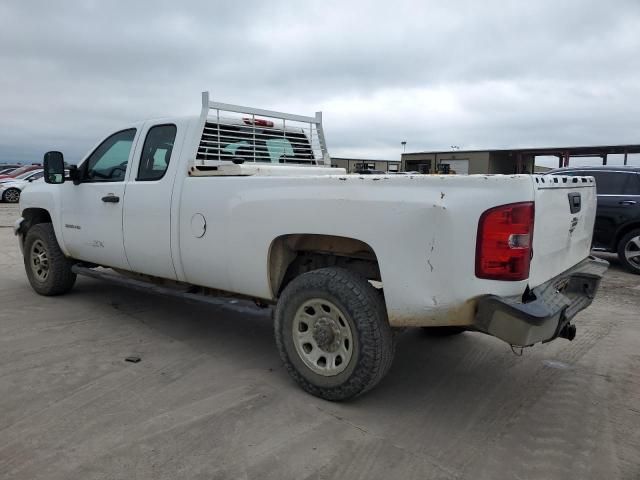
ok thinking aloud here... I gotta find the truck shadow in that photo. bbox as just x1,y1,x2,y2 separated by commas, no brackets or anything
73,276,561,411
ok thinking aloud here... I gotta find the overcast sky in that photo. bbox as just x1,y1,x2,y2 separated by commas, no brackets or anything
1,0,639,167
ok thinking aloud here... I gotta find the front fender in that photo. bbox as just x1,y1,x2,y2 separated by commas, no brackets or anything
18,184,68,256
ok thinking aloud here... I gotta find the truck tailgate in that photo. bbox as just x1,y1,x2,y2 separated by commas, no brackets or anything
528,175,597,288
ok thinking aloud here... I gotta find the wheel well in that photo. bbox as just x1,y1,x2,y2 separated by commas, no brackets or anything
268,234,381,296
19,208,52,238
615,223,640,249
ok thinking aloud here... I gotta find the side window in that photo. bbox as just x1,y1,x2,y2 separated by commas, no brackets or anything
84,129,136,182
590,172,630,195
137,125,177,181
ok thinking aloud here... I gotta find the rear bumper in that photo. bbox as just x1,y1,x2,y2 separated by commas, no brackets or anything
474,256,609,347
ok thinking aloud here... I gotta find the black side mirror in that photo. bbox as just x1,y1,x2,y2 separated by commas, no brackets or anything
43,151,65,184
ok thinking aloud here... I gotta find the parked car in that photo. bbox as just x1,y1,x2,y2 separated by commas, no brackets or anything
548,166,640,274
0,169,44,203
0,164,21,175
0,164,41,180
0,168,44,184
14,92,607,400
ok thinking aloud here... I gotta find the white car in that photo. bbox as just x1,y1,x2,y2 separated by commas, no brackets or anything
14,92,608,400
0,169,43,203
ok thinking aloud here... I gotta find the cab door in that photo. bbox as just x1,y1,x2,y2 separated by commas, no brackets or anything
60,128,139,269
122,123,181,280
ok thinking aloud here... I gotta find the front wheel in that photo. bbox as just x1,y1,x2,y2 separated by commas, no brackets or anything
618,229,640,274
23,223,76,295
274,267,395,401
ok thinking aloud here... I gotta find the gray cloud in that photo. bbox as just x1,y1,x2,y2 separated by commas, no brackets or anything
1,0,639,166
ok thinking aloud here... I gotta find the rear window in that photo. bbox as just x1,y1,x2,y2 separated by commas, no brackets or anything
197,123,315,164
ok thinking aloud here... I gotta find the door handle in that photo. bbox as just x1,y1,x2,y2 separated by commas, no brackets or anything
619,200,637,206
101,195,120,203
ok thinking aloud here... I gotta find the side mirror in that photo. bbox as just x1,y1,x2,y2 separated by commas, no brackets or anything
43,151,65,184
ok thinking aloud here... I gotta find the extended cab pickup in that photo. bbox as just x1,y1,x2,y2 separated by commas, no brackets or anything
15,93,608,400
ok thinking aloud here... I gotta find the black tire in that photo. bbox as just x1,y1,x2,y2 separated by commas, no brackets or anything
274,267,395,401
23,223,76,295
421,326,466,336
617,228,640,274
2,188,20,203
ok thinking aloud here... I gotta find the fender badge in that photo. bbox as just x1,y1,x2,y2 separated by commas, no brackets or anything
568,217,579,235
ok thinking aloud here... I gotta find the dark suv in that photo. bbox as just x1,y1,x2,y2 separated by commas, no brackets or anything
548,166,640,274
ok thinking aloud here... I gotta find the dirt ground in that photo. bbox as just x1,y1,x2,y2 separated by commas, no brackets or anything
0,203,638,479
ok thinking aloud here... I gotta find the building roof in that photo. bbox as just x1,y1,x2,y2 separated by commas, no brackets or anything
548,165,640,173
331,157,399,162
403,144,640,157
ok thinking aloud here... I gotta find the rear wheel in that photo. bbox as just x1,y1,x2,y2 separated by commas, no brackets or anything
2,188,20,203
274,267,394,401
23,223,76,295
618,229,640,274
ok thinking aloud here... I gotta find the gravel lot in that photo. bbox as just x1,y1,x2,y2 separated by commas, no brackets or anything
0,203,639,479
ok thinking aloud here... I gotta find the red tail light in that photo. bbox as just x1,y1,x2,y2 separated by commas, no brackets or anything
475,202,535,281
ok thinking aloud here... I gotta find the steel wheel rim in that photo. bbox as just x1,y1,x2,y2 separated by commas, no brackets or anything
292,298,354,376
30,239,49,282
624,235,640,267
4,189,19,203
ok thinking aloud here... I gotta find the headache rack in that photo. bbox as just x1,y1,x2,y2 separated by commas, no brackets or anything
194,92,330,171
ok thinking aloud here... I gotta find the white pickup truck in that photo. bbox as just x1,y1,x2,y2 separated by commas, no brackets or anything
15,93,608,400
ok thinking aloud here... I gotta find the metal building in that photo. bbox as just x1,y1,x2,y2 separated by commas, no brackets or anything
331,157,401,173
401,144,640,175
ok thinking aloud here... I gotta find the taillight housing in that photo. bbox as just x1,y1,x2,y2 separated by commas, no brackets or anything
475,202,535,281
